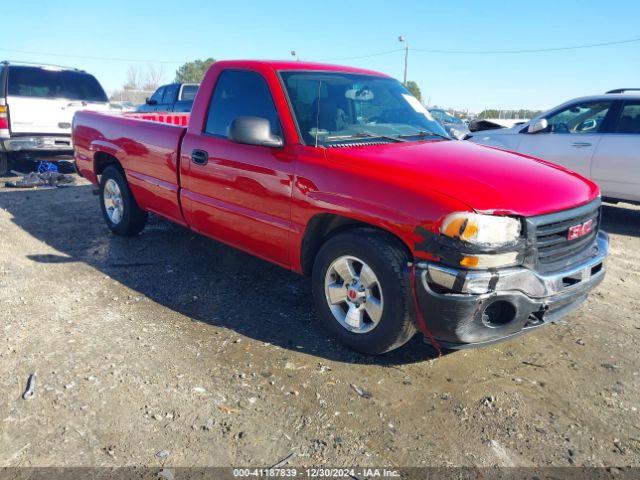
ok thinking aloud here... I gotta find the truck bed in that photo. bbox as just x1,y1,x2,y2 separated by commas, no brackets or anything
73,110,187,225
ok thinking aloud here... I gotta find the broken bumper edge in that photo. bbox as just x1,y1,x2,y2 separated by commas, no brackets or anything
414,231,609,349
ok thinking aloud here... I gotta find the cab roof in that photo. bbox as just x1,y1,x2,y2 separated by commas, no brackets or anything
211,59,391,77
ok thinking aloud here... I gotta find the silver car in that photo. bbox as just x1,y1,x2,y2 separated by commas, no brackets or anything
429,109,470,139
467,89,640,204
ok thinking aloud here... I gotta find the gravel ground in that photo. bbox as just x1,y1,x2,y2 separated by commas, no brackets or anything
0,175,639,469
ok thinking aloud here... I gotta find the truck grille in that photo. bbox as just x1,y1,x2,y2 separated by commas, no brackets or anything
527,199,601,272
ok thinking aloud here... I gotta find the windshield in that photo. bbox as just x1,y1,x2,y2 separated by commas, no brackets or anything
7,66,108,102
281,71,449,145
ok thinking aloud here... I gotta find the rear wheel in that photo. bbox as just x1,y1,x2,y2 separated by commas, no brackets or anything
99,166,147,236
312,229,417,355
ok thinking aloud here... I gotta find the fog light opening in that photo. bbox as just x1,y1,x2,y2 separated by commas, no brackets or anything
482,300,517,328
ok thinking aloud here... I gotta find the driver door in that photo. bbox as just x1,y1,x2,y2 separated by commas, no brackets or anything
516,100,614,178
179,69,295,267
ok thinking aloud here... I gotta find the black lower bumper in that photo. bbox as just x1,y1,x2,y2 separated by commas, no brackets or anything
414,231,608,349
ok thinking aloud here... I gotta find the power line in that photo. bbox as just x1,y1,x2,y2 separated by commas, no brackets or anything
1,36,639,65
0,47,182,64
410,37,640,54
320,36,640,62
320,48,404,62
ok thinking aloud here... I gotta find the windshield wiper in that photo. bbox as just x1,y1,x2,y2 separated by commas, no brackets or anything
325,131,407,143
397,130,450,141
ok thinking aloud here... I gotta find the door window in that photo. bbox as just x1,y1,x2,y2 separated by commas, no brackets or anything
149,87,164,104
205,70,280,138
162,84,178,104
615,102,640,134
544,101,612,134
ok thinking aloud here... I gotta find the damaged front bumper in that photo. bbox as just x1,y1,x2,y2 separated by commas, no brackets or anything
414,231,609,349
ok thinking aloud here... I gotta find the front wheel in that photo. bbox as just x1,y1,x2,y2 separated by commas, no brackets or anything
312,229,417,355
99,166,148,236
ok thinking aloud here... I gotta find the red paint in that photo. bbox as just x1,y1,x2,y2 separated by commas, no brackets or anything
124,112,190,127
72,59,600,287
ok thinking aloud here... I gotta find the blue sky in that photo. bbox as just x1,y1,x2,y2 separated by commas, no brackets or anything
3,0,639,112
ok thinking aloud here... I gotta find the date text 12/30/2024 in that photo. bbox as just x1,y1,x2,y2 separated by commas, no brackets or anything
232,468,401,478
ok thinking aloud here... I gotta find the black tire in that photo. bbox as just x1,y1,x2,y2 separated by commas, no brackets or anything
0,153,8,176
99,165,148,236
312,229,417,355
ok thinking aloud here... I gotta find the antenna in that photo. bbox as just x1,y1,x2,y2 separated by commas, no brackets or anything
315,80,322,148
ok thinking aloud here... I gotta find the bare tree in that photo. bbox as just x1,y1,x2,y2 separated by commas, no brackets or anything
111,64,168,105
125,65,143,90
142,64,166,92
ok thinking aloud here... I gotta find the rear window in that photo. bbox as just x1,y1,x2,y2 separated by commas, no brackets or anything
7,66,108,102
180,84,198,101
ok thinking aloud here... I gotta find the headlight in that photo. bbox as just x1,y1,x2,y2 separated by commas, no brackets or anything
440,212,522,269
441,212,521,247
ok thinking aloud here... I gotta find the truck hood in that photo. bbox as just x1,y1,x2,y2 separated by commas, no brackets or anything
325,140,599,217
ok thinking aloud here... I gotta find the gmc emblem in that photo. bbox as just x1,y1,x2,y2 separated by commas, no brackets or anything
567,219,594,240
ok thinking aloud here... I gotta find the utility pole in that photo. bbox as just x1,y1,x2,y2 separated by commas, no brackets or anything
398,36,408,85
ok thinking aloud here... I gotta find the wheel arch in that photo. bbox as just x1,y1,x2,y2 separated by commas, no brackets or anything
94,151,124,176
299,213,413,276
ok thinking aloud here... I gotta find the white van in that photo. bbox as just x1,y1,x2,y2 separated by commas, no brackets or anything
0,61,111,174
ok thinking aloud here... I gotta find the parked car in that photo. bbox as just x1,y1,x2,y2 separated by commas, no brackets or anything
109,101,136,112
0,61,110,174
467,89,640,204
73,60,608,354
429,108,470,139
135,83,199,113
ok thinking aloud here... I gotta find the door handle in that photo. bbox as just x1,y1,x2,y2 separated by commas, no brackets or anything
191,149,209,165
572,142,592,148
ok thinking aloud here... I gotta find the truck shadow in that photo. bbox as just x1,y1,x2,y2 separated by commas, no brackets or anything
0,184,440,365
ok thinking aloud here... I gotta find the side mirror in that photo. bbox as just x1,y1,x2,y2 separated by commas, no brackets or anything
146,97,157,106
228,116,283,148
528,118,548,134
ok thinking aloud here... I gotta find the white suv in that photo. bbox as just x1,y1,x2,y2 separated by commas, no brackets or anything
467,89,640,204
0,61,111,174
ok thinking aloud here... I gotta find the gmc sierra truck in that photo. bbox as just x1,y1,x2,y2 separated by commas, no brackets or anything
72,60,608,355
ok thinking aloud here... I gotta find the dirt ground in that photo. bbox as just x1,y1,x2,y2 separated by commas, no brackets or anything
0,174,639,469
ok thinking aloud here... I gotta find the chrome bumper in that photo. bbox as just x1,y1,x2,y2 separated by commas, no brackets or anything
3,136,73,152
420,231,608,298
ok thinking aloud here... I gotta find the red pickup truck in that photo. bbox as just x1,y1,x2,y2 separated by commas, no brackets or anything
73,60,608,354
